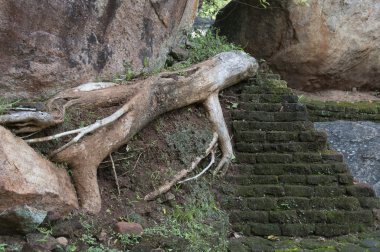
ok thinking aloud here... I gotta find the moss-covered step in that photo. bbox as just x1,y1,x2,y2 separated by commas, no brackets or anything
299,97,380,122
220,73,380,238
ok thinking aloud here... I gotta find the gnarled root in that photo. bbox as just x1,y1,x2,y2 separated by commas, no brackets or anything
2,51,258,213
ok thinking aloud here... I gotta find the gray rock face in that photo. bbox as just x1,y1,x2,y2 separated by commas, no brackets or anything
0,0,198,98
0,206,47,235
315,121,380,196
214,0,380,91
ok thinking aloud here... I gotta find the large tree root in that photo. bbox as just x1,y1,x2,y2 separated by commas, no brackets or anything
1,51,258,213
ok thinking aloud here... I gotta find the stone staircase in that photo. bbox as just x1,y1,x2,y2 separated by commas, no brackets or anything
219,74,380,239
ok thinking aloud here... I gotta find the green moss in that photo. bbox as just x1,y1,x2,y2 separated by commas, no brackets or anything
145,179,229,252
0,97,20,115
165,123,212,164
299,96,380,122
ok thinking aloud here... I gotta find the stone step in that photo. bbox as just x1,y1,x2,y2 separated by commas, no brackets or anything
231,110,308,122
231,221,368,237
225,175,279,185
221,195,367,212
233,121,314,132
220,195,349,211
240,93,299,103
229,209,374,226
236,152,293,164
225,173,354,188
243,85,291,95
231,163,349,176
235,130,327,143
239,102,306,112
235,152,340,164
236,142,325,153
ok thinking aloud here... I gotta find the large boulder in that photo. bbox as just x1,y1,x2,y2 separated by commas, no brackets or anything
0,0,198,98
0,126,78,234
215,0,380,91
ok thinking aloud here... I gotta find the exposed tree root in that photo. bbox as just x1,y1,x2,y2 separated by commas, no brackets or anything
144,133,218,201
110,154,121,196
0,51,258,213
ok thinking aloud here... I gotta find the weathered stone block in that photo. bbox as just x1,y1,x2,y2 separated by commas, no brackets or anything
293,153,322,163
235,153,256,164
230,211,269,223
310,197,360,210
347,185,376,197
273,112,307,122
283,163,311,175
251,223,282,236
239,102,283,112
284,185,314,197
247,198,278,211
232,111,274,121
236,143,264,153
259,94,298,103
255,153,292,164
226,175,278,185
232,223,251,235
279,175,307,184
359,197,380,209
298,210,327,223
338,174,354,185
314,186,346,197
322,153,344,162
267,132,298,142
299,131,327,142
281,224,315,237
241,94,260,102
244,86,290,95
236,131,266,143
235,185,285,197
315,224,350,237
269,210,298,224
277,197,310,210
307,175,337,186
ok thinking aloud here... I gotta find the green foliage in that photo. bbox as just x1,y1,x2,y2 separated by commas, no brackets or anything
0,244,7,252
187,29,241,65
87,245,119,252
145,180,229,252
168,29,241,72
0,97,20,115
115,233,141,249
37,227,53,242
294,0,310,6
199,0,271,18
199,0,230,18
123,61,136,81
64,244,78,252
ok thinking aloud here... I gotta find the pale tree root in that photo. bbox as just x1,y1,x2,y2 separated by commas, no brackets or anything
3,51,258,213
144,133,218,201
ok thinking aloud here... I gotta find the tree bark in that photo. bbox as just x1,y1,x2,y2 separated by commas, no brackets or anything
1,51,258,213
